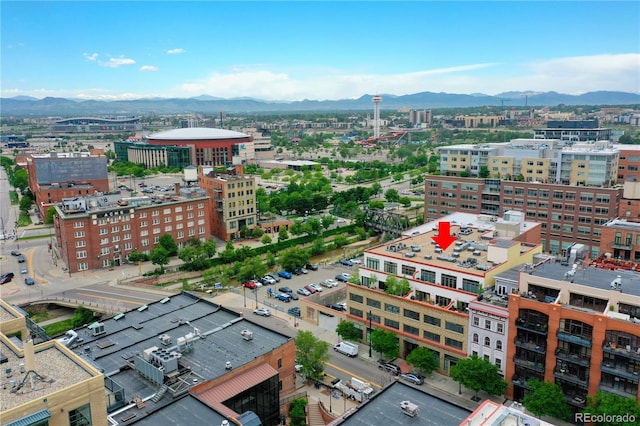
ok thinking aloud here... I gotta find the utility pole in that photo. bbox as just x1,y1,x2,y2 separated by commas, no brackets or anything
368,310,373,358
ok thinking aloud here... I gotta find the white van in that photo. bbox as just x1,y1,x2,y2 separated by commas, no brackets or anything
334,341,359,357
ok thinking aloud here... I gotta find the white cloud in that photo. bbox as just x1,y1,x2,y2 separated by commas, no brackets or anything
140,65,158,72
83,52,98,61
166,48,185,55
100,57,136,68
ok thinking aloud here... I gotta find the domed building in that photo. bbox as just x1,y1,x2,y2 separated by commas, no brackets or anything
147,128,254,166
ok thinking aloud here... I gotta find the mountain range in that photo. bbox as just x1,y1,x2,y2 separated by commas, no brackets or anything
1,91,639,116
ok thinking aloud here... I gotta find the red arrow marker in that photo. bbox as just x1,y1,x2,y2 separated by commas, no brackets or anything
432,221,456,251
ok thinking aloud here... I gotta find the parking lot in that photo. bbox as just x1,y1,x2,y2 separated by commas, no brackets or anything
244,263,357,319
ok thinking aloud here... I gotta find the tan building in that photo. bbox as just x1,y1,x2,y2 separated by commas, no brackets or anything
0,300,107,426
347,212,542,373
198,167,257,240
454,115,506,128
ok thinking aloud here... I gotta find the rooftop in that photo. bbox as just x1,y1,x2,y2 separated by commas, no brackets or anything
462,400,554,426
365,212,538,276
147,128,249,141
337,381,471,426
603,218,640,231
0,339,100,412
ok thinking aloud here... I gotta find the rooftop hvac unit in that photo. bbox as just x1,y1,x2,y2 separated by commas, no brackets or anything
159,334,172,345
400,401,419,417
88,322,105,336
241,330,254,341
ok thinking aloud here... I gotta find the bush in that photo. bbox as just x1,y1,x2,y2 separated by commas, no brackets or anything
289,397,307,426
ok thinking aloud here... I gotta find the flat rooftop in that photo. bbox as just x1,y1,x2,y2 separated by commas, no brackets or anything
528,262,640,298
366,212,538,276
603,218,640,231
338,381,471,426
0,340,99,412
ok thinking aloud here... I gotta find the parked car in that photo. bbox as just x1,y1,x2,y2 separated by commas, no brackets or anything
253,308,271,317
275,293,292,302
279,286,293,294
304,285,317,294
399,373,424,385
288,292,299,301
335,273,351,282
350,258,362,265
321,279,338,288
297,287,311,296
10,250,21,256
0,273,14,284
308,283,323,292
278,271,292,279
24,277,35,286
266,274,281,283
288,307,301,318
378,362,401,376
243,281,257,289
20,266,28,274
339,259,353,267
328,303,346,312
292,267,303,275
260,276,276,285
305,263,318,271
17,255,26,263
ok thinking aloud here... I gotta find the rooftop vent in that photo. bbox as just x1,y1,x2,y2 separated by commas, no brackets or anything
241,330,254,341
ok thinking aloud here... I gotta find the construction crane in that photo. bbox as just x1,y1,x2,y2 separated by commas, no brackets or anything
499,98,512,108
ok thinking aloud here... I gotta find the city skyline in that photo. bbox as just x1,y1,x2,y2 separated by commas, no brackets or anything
2,1,639,102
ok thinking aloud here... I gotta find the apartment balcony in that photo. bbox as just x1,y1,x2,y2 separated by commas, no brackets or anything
603,343,640,361
515,340,546,354
511,375,533,389
599,383,639,399
555,349,590,367
515,318,548,335
601,362,640,383
513,357,545,373
557,331,592,348
554,369,589,387
611,241,633,250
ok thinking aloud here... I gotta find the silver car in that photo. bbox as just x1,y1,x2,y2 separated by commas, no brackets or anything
399,373,424,385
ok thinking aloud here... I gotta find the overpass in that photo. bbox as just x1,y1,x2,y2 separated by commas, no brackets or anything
25,295,126,315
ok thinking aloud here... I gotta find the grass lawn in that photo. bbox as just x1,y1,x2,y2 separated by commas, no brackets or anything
43,319,75,338
17,211,32,227
9,191,19,204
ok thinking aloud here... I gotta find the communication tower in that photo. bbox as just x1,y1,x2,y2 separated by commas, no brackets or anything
373,95,382,139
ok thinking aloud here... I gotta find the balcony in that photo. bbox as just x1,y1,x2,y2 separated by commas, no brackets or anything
557,331,592,348
513,357,545,373
515,318,548,335
515,340,546,354
555,349,590,367
599,383,639,399
554,369,588,387
601,363,640,383
611,241,633,250
511,375,533,389
603,343,640,361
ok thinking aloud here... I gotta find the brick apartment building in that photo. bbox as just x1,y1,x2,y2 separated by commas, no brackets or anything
424,175,622,258
348,212,542,373
197,167,257,241
27,153,109,219
53,188,211,273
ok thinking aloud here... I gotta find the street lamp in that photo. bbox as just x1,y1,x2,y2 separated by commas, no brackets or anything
368,310,373,358
243,286,247,308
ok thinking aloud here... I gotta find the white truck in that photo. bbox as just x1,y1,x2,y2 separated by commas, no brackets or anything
334,341,359,357
333,377,375,402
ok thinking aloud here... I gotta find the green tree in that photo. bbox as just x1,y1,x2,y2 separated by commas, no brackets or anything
252,227,264,238
279,247,309,271
71,307,95,327
260,234,272,245
336,320,362,341
219,240,237,264
45,207,57,224
19,195,33,212
238,256,267,283
479,166,490,178
370,182,382,197
384,188,400,203
278,226,289,241
158,234,178,256
370,328,399,360
384,276,410,296
406,347,439,375
13,168,28,191
289,220,305,236
368,200,385,209
149,246,169,273
451,355,507,400
523,379,572,421
295,330,330,382
583,390,640,425
304,217,322,235
321,215,335,230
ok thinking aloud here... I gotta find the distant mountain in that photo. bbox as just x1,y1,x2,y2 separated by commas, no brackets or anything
1,91,639,116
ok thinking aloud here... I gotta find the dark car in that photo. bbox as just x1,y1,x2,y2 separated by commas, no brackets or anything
304,285,317,294
279,286,293,294
10,250,21,256
1,273,14,284
335,273,351,282
288,292,299,301
288,307,301,318
17,255,26,263
278,271,292,279
340,259,353,267
378,362,401,376
24,277,35,286
305,263,319,271
292,267,304,275
328,303,346,312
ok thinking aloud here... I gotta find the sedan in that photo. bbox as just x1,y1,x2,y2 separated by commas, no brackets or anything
340,259,353,267
253,308,271,317
243,281,257,289
11,250,21,256
399,373,424,385
297,287,311,296
278,271,292,279
24,277,35,286
304,285,317,294
20,266,28,274
335,273,351,282
279,286,293,294
305,263,319,271
275,293,292,302
17,255,26,263
321,279,338,288
266,274,281,283
308,283,323,292
328,303,346,312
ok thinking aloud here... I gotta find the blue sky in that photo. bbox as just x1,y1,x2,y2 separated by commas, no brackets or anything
2,1,639,101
